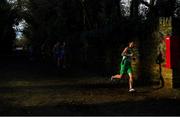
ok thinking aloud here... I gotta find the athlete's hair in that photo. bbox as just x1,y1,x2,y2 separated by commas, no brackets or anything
129,41,133,44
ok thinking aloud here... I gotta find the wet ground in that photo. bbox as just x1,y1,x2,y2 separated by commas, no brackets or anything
0,54,180,115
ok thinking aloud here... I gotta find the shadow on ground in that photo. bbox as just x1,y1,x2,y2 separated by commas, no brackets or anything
0,54,179,115
0,98,180,115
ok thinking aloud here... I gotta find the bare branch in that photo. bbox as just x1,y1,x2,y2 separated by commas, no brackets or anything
153,0,158,6
140,0,151,7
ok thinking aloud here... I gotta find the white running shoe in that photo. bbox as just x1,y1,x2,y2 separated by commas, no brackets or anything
129,88,135,92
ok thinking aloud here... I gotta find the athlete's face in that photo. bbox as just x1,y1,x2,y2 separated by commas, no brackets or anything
129,42,134,48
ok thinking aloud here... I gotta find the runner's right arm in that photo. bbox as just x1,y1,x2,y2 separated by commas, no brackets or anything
121,47,133,57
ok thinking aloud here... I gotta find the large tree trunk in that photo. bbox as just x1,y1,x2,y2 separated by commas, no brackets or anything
172,16,180,88
129,0,160,85
137,2,160,85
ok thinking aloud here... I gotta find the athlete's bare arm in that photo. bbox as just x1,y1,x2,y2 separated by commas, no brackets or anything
121,47,133,57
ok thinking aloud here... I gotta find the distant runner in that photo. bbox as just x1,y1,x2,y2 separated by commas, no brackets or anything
53,41,66,68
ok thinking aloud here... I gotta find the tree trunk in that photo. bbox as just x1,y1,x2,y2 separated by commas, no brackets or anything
138,8,160,85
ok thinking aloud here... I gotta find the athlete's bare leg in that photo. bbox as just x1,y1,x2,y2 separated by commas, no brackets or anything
128,73,135,92
111,74,123,80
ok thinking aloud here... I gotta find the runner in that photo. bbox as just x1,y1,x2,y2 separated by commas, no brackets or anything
53,41,66,68
111,41,135,92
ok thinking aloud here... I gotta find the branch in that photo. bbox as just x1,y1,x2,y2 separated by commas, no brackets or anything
140,0,151,8
150,0,156,5
153,0,158,6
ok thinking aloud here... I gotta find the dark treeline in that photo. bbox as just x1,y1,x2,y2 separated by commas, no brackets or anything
0,0,16,55
1,0,180,82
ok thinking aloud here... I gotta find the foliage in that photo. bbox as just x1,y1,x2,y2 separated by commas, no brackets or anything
0,0,17,54
2,0,180,80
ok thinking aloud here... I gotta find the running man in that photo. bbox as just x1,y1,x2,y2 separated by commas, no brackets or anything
111,41,135,92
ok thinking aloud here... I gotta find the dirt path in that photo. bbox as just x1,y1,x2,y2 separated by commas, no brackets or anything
0,56,180,115
0,77,180,115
